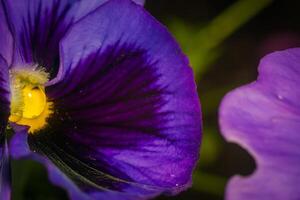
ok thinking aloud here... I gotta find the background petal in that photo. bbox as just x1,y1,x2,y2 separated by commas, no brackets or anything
219,48,300,200
28,0,201,198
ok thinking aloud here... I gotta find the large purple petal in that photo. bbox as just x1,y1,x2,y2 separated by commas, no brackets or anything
9,128,91,200
0,3,13,66
72,0,145,22
219,48,300,200
3,0,145,78
0,56,11,200
2,0,76,77
25,0,201,198
10,127,178,200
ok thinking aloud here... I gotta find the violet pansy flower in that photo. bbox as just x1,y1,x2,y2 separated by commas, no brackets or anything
0,0,202,199
219,48,300,200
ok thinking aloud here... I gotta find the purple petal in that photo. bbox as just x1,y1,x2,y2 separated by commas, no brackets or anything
0,3,13,66
0,55,10,135
0,141,11,200
3,0,145,78
72,0,145,22
3,0,76,77
10,128,168,200
133,0,145,5
9,128,91,200
30,0,201,198
219,48,300,200
0,56,11,200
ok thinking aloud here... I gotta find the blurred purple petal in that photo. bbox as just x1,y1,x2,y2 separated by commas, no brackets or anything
0,3,13,66
25,0,201,198
219,48,300,200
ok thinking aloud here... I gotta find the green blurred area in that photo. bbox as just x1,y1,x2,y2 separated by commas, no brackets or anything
170,0,272,78
12,0,300,199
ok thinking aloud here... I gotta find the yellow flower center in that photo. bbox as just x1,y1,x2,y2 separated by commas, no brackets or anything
22,85,47,118
9,68,53,134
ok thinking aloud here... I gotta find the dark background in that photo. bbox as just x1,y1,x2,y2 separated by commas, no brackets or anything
12,1,300,199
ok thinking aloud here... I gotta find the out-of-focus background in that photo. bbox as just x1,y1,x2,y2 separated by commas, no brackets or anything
12,0,300,199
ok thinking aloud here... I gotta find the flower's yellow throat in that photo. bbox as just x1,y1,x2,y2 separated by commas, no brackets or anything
9,68,53,134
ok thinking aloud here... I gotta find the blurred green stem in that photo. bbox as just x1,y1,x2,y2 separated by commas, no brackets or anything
190,0,273,78
192,171,227,196
197,0,272,49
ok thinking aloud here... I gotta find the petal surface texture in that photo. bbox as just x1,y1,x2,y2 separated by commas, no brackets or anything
0,3,13,65
0,56,11,200
2,0,143,78
0,56,10,138
3,0,76,77
14,0,202,199
73,0,145,21
219,48,300,200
